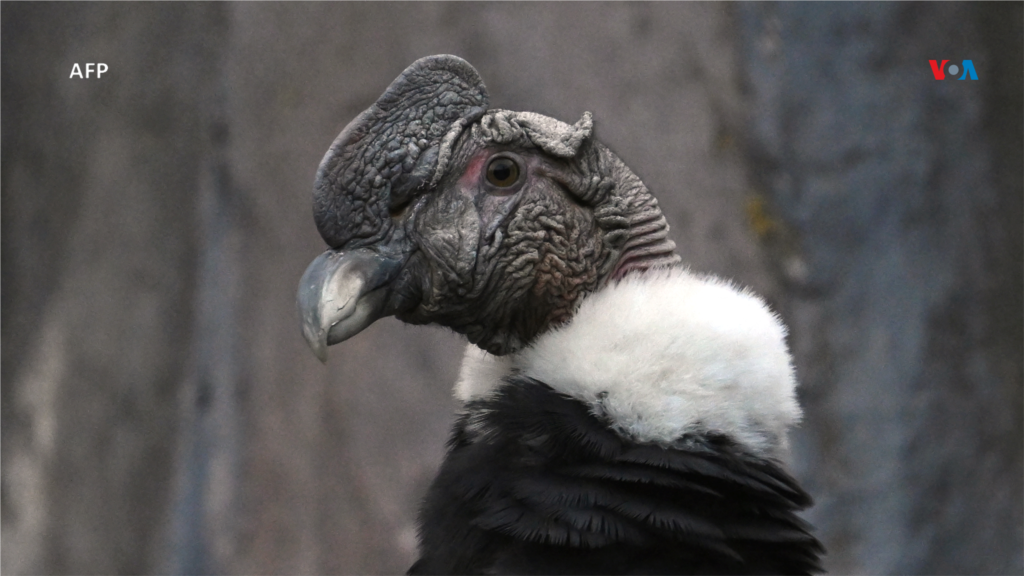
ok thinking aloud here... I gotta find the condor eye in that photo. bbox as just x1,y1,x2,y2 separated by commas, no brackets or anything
486,157,520,188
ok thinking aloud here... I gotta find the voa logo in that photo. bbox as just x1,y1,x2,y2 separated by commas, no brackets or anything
929,60,978,80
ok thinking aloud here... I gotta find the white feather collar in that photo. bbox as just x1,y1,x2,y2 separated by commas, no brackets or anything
455,267,802,459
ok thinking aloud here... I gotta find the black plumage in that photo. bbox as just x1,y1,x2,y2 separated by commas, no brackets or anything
411,378,823,575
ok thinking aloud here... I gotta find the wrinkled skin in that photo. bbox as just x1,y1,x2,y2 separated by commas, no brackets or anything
400,137,610,353
299,55,678,358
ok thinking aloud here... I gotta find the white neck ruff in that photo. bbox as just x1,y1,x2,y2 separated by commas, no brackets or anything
455,267,802,459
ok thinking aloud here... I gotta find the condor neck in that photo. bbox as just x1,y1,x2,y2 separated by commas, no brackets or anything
455,267,802,460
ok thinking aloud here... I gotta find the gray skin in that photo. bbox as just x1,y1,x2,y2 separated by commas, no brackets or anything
299,55,679,361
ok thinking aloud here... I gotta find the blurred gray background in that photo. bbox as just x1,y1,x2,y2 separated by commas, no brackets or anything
2,2,1021,574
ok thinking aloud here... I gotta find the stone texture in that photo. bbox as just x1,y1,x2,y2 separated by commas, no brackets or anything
735,3,1023,574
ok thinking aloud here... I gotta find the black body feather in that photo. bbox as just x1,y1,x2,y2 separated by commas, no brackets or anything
410,377,824,575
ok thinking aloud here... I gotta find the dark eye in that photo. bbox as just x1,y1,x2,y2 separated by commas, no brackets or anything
486,157,520,188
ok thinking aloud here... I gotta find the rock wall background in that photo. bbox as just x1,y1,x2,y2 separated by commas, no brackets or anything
3,3,1020,574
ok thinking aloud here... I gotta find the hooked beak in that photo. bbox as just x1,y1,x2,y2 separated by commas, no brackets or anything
297,248,402,363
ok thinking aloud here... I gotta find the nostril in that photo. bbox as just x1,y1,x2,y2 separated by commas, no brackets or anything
390,198,412,219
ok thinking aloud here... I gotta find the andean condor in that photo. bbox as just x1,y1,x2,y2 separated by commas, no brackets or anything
297,55,824,575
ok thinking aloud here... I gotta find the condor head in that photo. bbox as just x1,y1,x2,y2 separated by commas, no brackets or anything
298,55,678,361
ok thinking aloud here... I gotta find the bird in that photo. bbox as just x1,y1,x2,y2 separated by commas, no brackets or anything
297,54,824,575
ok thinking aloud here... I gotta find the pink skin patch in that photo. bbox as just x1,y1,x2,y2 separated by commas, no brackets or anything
459,151,489,188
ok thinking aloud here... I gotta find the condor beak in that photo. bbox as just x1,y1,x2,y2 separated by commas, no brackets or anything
297,248,402,363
